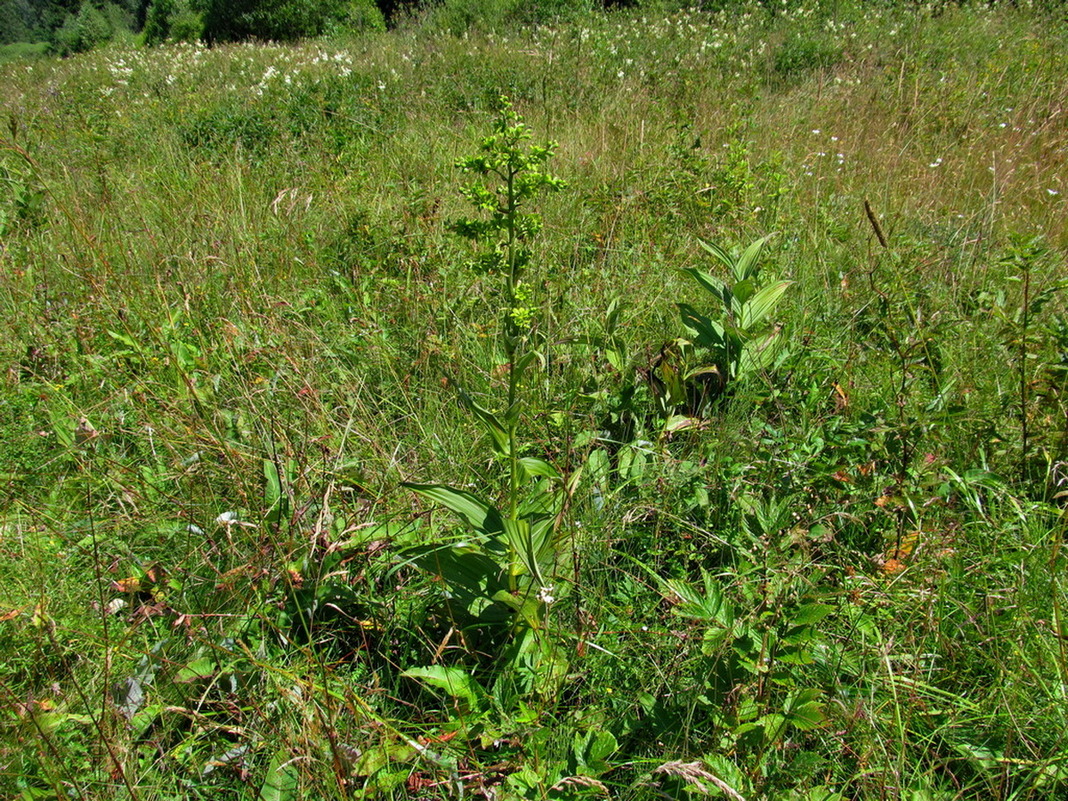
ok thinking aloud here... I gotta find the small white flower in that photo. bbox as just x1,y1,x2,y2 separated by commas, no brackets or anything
1048,189,1060,196
537,585,556,605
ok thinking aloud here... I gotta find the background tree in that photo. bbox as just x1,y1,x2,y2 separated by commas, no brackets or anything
196,0,383,43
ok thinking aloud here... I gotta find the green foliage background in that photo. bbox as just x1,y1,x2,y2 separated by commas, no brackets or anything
1,1,1067,799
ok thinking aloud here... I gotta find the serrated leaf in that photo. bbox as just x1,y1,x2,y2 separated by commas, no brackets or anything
758,712,788,743
790,603,835,627
787,702,825,732
663,570,733,626
176,656,216,683
784,688,825,731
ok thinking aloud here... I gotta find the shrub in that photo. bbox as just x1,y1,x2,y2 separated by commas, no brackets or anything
770,33,842,84
425,0,596,35
198,0,383,43
143,0,203,44
51,0,113,55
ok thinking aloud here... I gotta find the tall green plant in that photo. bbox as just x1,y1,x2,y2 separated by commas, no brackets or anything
402,99,568,678
996,236,1064,483
654,235,790,418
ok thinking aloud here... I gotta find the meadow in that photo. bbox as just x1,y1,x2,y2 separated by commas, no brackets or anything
1,1,1068,798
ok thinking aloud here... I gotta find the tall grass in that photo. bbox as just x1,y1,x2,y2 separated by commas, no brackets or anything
1,2,1067,798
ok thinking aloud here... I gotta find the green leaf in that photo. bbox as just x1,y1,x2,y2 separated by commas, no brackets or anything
697,238,735,272
258,748,299,801
789,603,835,627
679,266,729,304
176,656,216,683
664,570,734,627
501,516,556,586
264,459,285,524
512,351,539,384
407,545,507,601
784,688,825,731
758,712,788,744
740,330,784,375
49,407,75,448
402,666,486,710
106,329,142,352
518,457,561,481
735,234,773,283
571,729,618,776
457,391,511,457
491,589,542,628
732,277,757,308
402,483,504,535
739,280,791,330
678,303,726,350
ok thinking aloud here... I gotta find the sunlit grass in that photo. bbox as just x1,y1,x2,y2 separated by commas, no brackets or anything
1,1,1067,798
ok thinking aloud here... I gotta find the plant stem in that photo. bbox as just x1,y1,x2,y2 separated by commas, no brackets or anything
1020,258,1031,483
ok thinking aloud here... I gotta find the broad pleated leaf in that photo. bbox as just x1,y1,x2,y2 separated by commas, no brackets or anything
501,516,555,586
734,234,773,282
697,238,735,272
402,483,504,535
740,280,791,330
457,391,511,456
679,266,729,305
406,544,508,608
678,303,725,349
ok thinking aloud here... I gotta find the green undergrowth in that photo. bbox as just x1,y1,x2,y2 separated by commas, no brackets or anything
1,1,1067,799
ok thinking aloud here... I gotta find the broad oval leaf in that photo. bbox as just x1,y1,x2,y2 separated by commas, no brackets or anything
519,457,561,481
678,303,726,350
259,748,299,801
402,665,485,710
